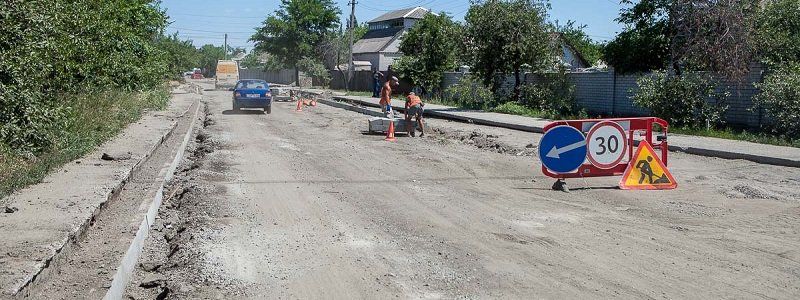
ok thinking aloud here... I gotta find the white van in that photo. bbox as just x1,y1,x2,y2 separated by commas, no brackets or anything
215,60,239,90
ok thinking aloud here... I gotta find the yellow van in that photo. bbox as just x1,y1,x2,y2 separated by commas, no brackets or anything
215,60,239,90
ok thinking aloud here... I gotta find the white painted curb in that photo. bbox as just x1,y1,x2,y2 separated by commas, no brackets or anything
103,101,202,300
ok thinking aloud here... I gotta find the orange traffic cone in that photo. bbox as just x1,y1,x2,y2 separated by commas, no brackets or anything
310,99,317,107
295,98,303,112
385,120,397,142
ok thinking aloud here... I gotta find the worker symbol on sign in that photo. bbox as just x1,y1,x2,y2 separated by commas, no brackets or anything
635,156,672,184
620,141,677,190
636,156,655,184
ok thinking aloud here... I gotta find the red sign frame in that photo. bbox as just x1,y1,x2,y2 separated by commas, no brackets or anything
541,117,669,179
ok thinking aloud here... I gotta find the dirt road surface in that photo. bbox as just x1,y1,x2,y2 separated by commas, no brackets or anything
126,84,800,299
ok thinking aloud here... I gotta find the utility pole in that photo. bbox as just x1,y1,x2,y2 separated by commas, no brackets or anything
224,33,228,60
347,0,357,91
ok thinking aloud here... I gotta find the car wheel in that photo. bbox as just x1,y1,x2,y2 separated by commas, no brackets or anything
264,105,272,114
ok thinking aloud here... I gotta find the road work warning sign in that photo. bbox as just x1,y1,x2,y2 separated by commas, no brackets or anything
619,141,677,190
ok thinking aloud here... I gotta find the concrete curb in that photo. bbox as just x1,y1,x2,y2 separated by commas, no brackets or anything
331,96,545,133
317,98,385,118
669,146,800,168
103,100,203,300
328,95,799,169
6,89,200,297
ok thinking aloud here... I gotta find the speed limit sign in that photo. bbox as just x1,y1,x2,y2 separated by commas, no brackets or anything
586,121,628,169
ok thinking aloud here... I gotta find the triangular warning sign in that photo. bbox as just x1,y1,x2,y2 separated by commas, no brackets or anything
619,141,677,190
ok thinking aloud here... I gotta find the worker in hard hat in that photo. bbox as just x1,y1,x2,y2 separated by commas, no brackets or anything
380,76,399,117
404,92,425,137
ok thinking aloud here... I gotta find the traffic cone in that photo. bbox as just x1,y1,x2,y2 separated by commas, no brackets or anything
385,120,397,142
295,98,303,112
310,99,317,107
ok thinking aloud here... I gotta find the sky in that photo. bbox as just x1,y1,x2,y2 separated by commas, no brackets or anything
161,0,629,51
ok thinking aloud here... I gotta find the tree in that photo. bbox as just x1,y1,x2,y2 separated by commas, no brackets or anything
297,57,330,87
754,63,800,138
1,0,170,153
239,51,286,71
239,52,263,69
606,0,757,79
317,24,369,89
317,24,368,90
232,47,247,57
603,0,672,73
556,21,604,66
754,0,800,67
197,44,225,77
463,0,552,99
158,33,201,78
669,0,757,80
251,0,340,84
393,13,461,95
317,24,367,70
752,0,800,138
633,71,728,128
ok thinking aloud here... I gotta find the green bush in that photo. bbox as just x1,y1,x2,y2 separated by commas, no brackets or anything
297,57,330,87
755,0,800,67
158,34,202,80
444,75,497,110
519,68,580,118
1,87,169,199
754,63,800,138
0,0,172,155
633,71,729,128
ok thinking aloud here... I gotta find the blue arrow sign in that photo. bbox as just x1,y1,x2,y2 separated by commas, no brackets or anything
539,125,587,174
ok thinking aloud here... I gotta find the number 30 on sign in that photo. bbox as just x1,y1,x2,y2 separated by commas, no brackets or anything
586,121,628,169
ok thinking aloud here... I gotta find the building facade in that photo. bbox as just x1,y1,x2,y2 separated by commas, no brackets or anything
352,7,430,72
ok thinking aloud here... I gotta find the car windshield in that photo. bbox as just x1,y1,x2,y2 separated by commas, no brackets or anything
236,81,267,89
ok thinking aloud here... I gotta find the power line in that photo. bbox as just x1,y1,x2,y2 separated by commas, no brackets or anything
168,13,266,19
169,27,255,34
347,0,357,90
360,0,436,12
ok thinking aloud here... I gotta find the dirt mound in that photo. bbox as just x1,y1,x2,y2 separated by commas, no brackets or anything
125,109,246,299
431,128,537,156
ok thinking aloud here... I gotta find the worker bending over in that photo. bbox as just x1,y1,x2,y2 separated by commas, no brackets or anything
404,92,425,137
380,76,399,116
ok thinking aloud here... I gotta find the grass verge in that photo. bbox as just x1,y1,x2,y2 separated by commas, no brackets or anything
489,102,589,121
331,89,374,97
670,127,800,148
0,86,170,201
328,89,799,148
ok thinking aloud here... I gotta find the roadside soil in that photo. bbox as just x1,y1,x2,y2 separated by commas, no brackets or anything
11,93,201,299
128,85,799,299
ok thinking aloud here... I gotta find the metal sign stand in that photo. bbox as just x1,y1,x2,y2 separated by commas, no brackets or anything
539,117,670,191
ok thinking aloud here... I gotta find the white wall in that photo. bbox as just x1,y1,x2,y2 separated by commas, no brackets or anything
353,53,381,71
379,53,402,71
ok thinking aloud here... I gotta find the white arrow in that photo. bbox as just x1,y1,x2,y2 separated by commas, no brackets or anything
546,140,586,159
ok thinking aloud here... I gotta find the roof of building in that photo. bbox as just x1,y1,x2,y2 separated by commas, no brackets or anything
368,7,429,23
335,61,372,71
231,52,247,61
553,32,590,68
352,27,404,54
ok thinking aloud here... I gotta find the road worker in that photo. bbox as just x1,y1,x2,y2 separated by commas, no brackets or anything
380,76,399,117
404,92,425,137
372,70,384,98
